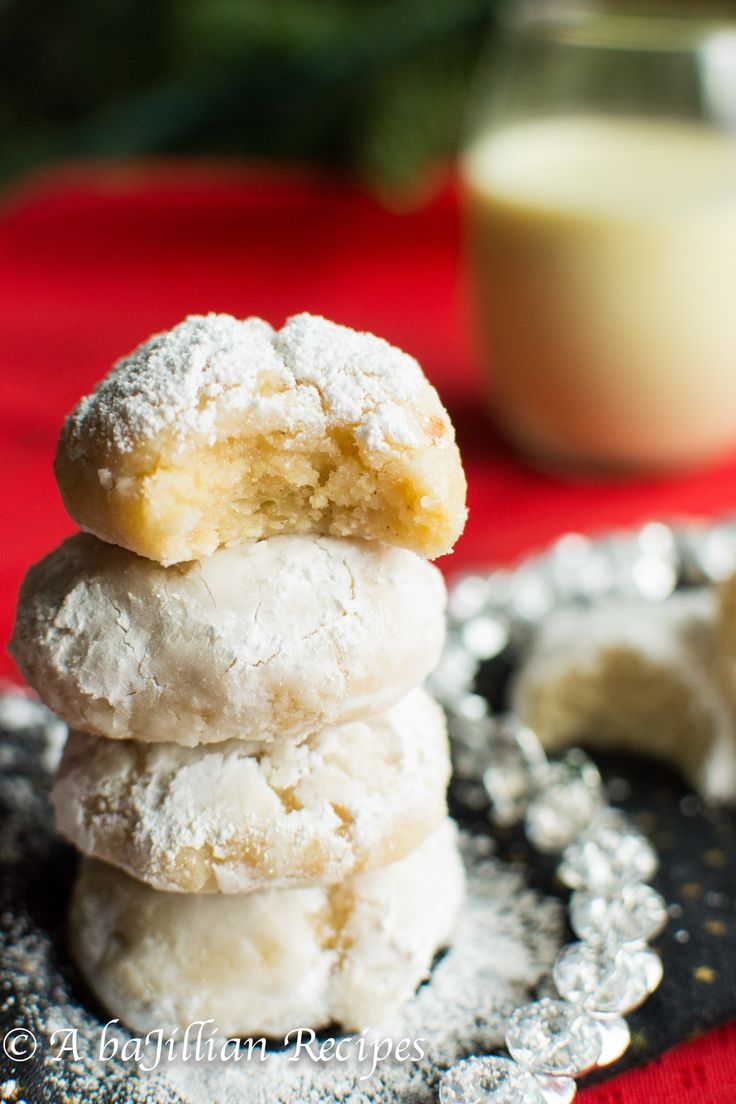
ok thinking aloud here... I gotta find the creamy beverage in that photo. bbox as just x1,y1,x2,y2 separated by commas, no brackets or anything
462,115,736,471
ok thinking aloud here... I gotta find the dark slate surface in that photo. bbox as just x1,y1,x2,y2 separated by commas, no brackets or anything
2,693,735,1098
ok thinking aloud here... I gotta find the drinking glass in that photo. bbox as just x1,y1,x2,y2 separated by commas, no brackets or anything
461,0,736,473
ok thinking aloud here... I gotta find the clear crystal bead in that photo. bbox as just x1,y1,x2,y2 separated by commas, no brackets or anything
627,524,678,600
486,569,514,609
454,748,490,780
558,810,658,892
637,521,676,558
453,693,490,722
451,780,490,811
483,716,549,826
505,999,601,1077
447,574,492,622
535,1075,577,1104
509,566,556,622
438,1055,546,1104
553,943,651,1015
596,535,646,597
462,615,509,660
547,532,621,603
448,712,494,777
547,533,593,598
629,947,663,994
525,751,602,853
449,711,491,746
569,883,668,946
595,1016,631,1065
630,554,677,601
694,523,736,582
427,639,477,705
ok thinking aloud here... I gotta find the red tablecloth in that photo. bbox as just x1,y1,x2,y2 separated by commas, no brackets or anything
2,161,736,1102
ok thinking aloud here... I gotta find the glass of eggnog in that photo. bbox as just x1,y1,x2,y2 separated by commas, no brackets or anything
461,0,736,473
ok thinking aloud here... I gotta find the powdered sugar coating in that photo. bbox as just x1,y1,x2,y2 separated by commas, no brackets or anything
52,689,450,894
64,313,430,460
69,819,465,1037
11,533,446,746
274,314,427,452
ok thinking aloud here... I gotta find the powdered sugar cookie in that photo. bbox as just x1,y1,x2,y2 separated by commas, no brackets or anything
511,589,736,802
54,313,467,564
52,688,450,893
11,532,446,746
69,819,464,1036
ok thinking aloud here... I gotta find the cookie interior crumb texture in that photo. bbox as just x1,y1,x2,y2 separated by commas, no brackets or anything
511,588,736,802
54,313,467,564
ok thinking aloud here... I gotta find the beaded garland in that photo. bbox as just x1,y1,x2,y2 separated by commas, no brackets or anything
429,519,736,1104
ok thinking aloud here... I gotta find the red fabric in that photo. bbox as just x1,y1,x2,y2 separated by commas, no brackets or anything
580,1021,736,1103
1,160,736,1100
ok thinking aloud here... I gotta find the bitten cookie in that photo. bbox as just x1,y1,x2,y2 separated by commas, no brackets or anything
54,313,467,564
511,589,736,803
52,689,450,894
10,532,446,746
69,819,465,1036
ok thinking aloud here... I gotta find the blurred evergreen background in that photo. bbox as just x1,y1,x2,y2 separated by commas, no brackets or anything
0,0,497,196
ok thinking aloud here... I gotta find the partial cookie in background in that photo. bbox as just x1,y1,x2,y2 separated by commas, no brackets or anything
54,313,467,564
10,533,446,746
52,689,450,894
715,572,736,734
69,819,465,1037
511,589,736,803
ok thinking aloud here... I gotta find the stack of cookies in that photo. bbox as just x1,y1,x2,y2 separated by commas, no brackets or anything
10,313,468,1038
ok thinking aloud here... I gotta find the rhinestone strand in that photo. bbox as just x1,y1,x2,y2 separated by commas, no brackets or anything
427,520,726,1104
438,718,667,1104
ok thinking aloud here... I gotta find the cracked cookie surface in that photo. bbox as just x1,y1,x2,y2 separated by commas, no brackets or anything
52,688,450,893
10,532,446,745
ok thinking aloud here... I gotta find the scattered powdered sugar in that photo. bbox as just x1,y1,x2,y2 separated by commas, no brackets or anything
162,835,562,1104
62,313,435,460
0,693,563,1103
